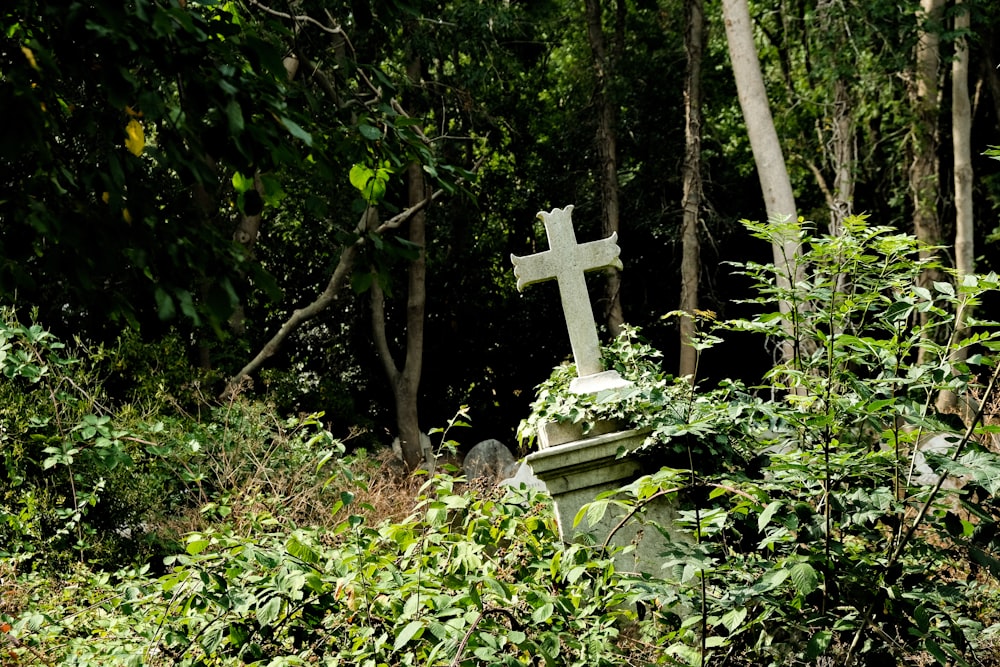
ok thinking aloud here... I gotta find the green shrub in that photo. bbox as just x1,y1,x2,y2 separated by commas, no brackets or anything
3,478,658,666
575,216,1000,665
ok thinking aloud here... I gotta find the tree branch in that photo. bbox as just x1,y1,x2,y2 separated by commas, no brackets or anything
245,0,343,36
371,272,401,385
221,187,454,398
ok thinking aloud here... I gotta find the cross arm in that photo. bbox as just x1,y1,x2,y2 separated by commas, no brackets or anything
511,250,556,292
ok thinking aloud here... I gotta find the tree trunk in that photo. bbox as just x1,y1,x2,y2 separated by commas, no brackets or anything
372,162,428,470
909,0,946,273
937,0,973,414
721,0,801,364
678,0,704,381
370,50,430,471
228,173,266,335
828,78,855,236
584,0,624,337
909,0,946,368
952,1,974,283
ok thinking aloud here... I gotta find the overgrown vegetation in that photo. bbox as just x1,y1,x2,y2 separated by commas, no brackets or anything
6,217,1000,665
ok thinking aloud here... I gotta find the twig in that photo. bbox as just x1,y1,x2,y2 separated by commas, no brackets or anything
0,625,56,667
449,607,523,667
246,0,343,35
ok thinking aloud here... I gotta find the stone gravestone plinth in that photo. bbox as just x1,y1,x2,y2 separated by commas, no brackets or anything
512,206,682,576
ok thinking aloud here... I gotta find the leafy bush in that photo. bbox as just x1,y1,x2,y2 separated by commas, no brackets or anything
3,479,662,666
576,216,1000,664
0,310,351,570
8,216,1000,666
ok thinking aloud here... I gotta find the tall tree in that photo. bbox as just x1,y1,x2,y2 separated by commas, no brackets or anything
583,0,625,337
720,0,802,363
372,50,431,471
938,0,974,414
951,0,974,283
909,0,946,275
678,0,704,380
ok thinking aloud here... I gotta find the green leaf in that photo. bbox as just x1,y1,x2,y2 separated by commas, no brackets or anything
280,116,312,146
286,535,320,564
225,99,244,133
719,606,747,633
185,539,210,555
932,281,955,297
201,624,224,655
531,602,554,624
351,271,373,293
924,638,948,665
394,620,424,650
805,630,832,659
788,562,819,596
155,287,175,320
757,500,782,533
256,596,283,626
914,604,930,634
358,123,382,140
232,170,254,193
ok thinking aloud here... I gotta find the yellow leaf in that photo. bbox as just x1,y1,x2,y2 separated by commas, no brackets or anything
101,191,110,204
122,208,132,224
21,45,38,71
124,119,144,156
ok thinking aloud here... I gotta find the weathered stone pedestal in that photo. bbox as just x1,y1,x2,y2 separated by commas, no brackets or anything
526,423,685,577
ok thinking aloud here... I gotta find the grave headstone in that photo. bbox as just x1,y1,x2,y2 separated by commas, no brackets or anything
463,438,519,481
512,205,686,576
511,205,631,394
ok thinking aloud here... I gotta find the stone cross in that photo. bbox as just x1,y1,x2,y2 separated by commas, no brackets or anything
511,205,631,394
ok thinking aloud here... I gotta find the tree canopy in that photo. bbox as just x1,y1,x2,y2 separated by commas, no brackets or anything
2,0,1000,450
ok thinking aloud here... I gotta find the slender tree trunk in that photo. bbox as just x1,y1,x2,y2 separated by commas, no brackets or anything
370,54,430,471
909,0,946,274
938,0,974,414
678,0,704,381
584,0,624,337
721,0,801,364
952,1,974,283
828,78,855,235
228,173,265,335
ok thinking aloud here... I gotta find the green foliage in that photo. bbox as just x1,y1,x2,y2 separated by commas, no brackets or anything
0,308,156,567
577,216,1000,664
10,216,1000,666
0,308,350,570
4,480,651,666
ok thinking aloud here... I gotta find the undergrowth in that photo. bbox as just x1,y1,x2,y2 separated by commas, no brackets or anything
6,216,1000,665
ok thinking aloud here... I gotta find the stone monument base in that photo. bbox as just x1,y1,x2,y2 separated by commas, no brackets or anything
525,426,687,577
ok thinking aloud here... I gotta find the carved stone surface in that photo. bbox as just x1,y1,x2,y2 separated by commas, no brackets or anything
526,428,688,577
511,206,630,394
